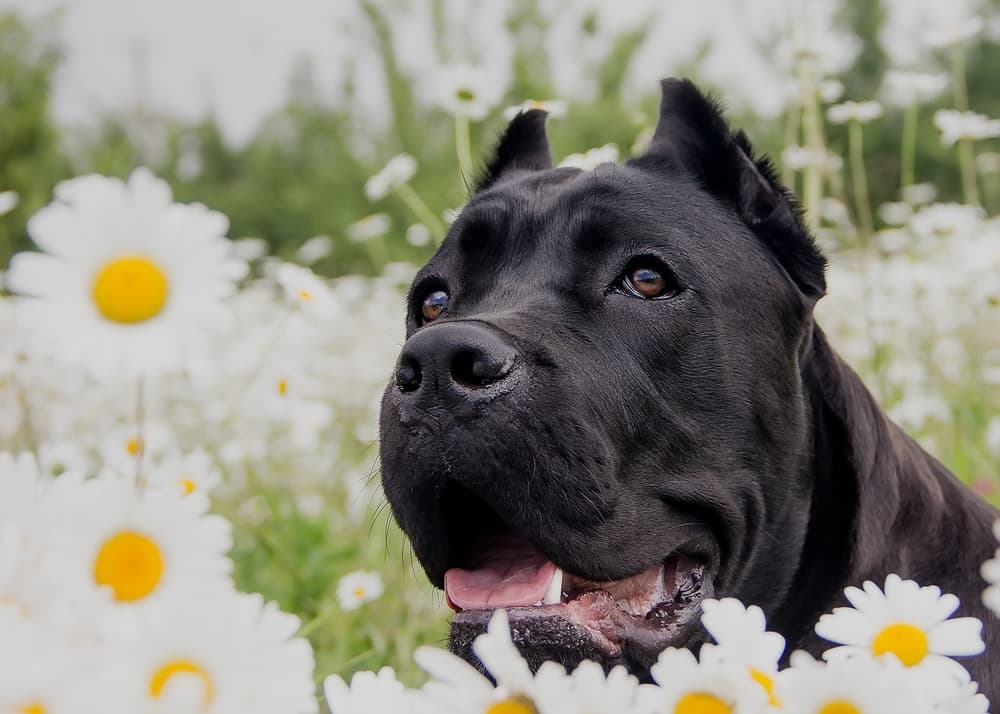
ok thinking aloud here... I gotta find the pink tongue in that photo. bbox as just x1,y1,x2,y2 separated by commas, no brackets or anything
444,535,555,612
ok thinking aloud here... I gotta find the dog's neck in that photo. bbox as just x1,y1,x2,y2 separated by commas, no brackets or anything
777,325,999,662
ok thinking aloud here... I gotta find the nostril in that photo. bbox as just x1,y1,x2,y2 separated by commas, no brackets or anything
395,357,422,392
451,348,514,389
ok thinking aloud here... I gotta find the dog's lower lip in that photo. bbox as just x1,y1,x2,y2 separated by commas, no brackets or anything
450,553,709,658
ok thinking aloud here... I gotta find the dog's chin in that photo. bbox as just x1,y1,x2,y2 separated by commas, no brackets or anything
446,553,713,676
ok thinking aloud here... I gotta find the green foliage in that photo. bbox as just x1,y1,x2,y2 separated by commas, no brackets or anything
0,11,71,266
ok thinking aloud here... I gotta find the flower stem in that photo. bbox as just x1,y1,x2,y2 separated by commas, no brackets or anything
298,598,340,638
951,45,980,206
799,75,825,232
900,105,918,191
394,183,446,238
958,138,980,206
454,113,474,187
782,102,802,187
848,120,874,242
950,46,969,111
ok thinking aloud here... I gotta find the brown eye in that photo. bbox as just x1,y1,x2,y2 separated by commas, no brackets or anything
421,290,449,322
626,265,673,299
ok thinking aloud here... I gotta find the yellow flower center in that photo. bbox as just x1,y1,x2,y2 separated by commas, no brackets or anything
92,256,169,324
298,289,313,301
17,703,46,714
94,530,164,601
127,437,144,457
675,693,731,714
485,697,537,714
819,702,862,714
180,477,196,494
872,623,929,666
277,378,288,396
456,87,476,102
149,658,214,707
750,668,780,706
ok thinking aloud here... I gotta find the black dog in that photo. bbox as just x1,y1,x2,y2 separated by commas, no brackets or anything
379,78,1000,697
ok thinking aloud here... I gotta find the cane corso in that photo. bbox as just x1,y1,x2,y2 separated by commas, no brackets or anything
378,78,1000,695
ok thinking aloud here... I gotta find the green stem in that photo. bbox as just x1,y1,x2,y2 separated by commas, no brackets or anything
782,102,802,188
951,46,969,111
800,76,825,232
950,45,980,205
362,234,389,272
394,183,446,237
958,138,980,206
848,121,874,242
454,113,474,187
900,105,918,191
298,598,340,638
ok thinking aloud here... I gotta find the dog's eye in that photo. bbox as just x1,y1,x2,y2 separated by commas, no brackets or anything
421,290,449,323
620,260,678,300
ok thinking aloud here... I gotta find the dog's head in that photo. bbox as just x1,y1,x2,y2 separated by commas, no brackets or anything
379,79,828,675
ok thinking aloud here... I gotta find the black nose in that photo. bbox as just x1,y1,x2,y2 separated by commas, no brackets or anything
394,323,517,395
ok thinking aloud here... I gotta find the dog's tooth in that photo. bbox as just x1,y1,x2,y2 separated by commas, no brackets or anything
543,567,563,605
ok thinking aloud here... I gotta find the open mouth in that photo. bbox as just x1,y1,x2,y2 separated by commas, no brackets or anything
443,522,713,668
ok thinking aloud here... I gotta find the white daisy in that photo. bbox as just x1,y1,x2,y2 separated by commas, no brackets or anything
0,609,127,714
0,520,104,631
5,168,247,379
558,144,620,171
44,476,233,629
346,214,392,243
934,110,1000,146
406,224,433,248
97,419,175,481
232,237,270,262
908,203,985,242
294,235,334,265
827,101,883,124
700,598,786,706
780,146,843,173
119,591,317,713
275,262,340,320
882,70,949,107
415,610,568,714
815,574,985,682
0,190,17,217
980,520,1000,617
559,660,648,714
929,680,991,714
0,451,45,527
900,183,938,205
977,152,1000,175
777,650,924,714
144,448,222,498
336,570,384,611
325,666,432,714
502,99,569,121
365,154,418,202
924,16,984,49
878,202,913,226
428,64,506,121
648,646,768,714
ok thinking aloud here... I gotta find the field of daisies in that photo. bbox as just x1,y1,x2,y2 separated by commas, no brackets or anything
1,0,1000,712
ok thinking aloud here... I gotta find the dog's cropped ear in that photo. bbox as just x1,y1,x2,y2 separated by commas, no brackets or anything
638,78,827,301
475,109,552,192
